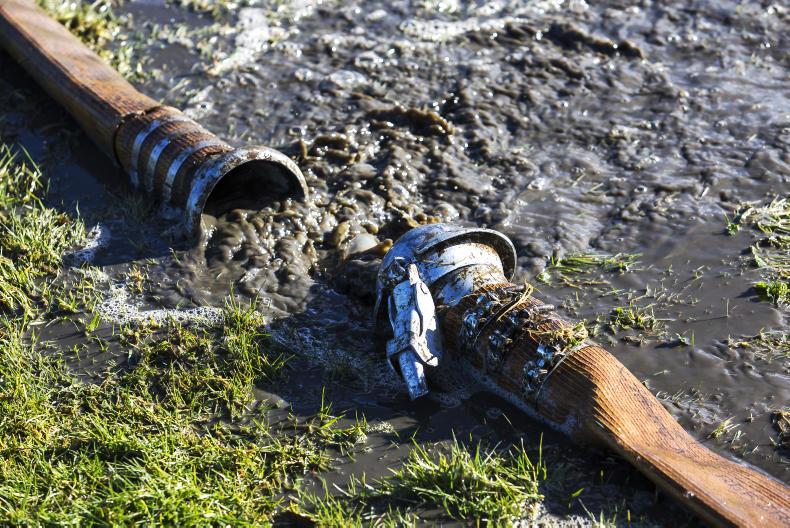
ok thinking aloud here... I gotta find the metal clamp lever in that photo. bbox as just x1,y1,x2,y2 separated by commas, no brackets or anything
384,260,443,399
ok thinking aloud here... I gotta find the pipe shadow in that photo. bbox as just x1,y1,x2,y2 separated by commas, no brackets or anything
0,53,192,266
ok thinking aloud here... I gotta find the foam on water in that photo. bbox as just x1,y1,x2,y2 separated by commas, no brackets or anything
98,277,224,326
65,224,111,266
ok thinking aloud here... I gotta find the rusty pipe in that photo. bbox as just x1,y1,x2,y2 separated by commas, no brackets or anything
0,0,307,237
375,224,790,527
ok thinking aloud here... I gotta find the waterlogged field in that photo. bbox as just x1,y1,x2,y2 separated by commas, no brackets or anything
0,0,788,525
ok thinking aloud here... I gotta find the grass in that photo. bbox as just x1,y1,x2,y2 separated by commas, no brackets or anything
0,146,86,322
708,417,737,439
581,503,624,528
1,323,292,523
538,253,640,287
0,300,369,524
771,409,789,449
727,197,790,306
0,144,45,209
379,438,545,522
117,299,287,419
705,417,755,455
172,0,241,20
729,330,790,362
124,264,148,295
531,321,589,354
609,302,660,333
754,280,789,306
582,299,664,346
304,436,546,525
36,0,141,78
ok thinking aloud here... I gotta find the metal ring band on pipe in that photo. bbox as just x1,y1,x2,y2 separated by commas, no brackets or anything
402,242,504,290
129,116,190,188
533,339,593,402
183,146,309,234
184,152,224,225
161,139,225,203
144,136,171,192
142,126,211,193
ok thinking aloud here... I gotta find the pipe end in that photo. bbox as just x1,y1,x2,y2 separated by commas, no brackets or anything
184,145,308,237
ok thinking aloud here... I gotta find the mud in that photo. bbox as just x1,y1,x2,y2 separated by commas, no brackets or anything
1,0,788,523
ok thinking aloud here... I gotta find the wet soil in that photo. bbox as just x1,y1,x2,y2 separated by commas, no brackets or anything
1,0,788,523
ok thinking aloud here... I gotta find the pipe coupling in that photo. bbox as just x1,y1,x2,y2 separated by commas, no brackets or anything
374,223,517,399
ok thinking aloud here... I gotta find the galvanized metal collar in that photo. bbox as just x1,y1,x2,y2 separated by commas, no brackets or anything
374,223,517,337
374,223,517,399
184,146,308,237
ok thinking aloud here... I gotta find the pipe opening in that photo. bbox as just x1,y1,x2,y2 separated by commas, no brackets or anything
203,159,307,217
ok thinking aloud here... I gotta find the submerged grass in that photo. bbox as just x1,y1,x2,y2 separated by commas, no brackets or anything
728,197,790,306
730,330,790,362
754,280,790,306
118,298,288,419
609,302,660,333
172,0,242,20
708,417,738,440
538,253,640,287
772,409,789,449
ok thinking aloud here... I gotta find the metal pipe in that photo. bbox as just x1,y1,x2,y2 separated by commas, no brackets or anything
0,0,308,237
375,223,790,527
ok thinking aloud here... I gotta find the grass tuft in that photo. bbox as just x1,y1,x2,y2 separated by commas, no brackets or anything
609,302,660,333
532,321,589,354
730,330,789,362
728,197,790,306
538,253,640,287
771,409,789,449
754,280,789,306
708,417,737,439
0,145,85,321
172,0,241,20
118,297,288,418
380,438,545,521
302,436,546,525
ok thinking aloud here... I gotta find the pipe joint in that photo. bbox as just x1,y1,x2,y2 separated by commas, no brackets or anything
374,223,517,399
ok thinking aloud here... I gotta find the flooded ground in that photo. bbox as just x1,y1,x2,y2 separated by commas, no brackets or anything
1,0,788,524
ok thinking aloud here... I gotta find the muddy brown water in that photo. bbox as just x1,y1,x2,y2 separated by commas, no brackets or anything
1,0,788,523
